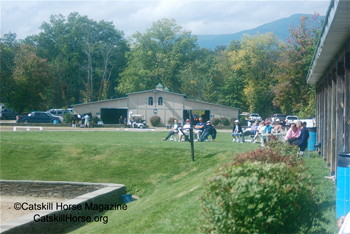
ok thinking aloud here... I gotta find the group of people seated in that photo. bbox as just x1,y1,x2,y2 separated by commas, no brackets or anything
163,118,217,142
232,119,310,154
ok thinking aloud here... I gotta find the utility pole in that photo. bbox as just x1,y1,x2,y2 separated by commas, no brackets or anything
189,110,195,162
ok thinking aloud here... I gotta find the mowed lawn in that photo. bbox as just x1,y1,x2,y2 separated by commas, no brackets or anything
0,131,338,233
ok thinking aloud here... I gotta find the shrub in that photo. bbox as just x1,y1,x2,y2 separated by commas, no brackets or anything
65,113,71,124
150,115,161,127
211,117,220,126
200,162,316,234
167,117,176,125
231,146,302,168
239,115,246,125
220,117,230,126
92,116,99,124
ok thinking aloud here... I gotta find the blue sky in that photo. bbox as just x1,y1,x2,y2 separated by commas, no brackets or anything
1,0,330,40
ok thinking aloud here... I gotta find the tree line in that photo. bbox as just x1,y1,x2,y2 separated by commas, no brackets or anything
0,12,322,118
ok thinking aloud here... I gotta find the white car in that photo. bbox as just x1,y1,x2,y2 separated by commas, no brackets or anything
285,115,298,126
248,113,262,122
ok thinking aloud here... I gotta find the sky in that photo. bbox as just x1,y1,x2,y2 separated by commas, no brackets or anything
1,0,330,40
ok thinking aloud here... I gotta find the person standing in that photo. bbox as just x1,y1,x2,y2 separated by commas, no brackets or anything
83,114,90,128
297,121,309,153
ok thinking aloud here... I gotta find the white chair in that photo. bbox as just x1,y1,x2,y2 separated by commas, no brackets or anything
169,134,179,141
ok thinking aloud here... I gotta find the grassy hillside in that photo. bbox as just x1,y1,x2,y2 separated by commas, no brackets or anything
0,131,338,233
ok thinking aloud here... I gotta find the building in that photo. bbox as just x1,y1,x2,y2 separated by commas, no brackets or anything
306,0,350,175
72,84,240,126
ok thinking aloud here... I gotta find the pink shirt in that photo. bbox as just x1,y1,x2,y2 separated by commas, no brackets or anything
285,127,301,141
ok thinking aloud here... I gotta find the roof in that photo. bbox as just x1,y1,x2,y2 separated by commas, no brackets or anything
307,0,350,84
126,89,185,97
72,97,128,107
185,98,240,110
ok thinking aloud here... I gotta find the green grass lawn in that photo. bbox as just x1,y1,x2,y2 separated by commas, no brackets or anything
0,131,338,233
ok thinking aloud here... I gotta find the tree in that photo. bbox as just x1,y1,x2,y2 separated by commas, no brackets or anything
12,45,53,113
118,18,198,94
0,33,19,108
228,33,282,117
273,13,322,116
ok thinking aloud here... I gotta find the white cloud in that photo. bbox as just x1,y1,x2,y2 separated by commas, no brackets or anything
1,0,330,39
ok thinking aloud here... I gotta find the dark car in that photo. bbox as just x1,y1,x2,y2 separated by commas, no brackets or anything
1,108,18,120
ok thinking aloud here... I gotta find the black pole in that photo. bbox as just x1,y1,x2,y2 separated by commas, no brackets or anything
189,110,195,162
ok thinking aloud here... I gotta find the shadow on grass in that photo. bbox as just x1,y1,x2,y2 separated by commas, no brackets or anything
203,151,226,158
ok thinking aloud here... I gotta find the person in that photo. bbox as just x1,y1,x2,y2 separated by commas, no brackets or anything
119,116,123,124
194,118,205,139
297,121,309,153
123,117,127,125
252,122,265,143
83,114,90,128
284,123,301,145
163,119,179,141
198,120,217,142
272,119,282,134
232,120,243,143
264,121,272,134
251,121,259,135
179,119,191,142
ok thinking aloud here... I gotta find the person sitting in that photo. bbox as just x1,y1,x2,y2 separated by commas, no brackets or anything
264,121,272,134
253,122,265,143
163,119,179,141
251,121,259,135
194,118,205,139
272,119,282,134
179,119,191,142
232,120,243,143
198,121,217,142
297,121,309,154
284,123,301,145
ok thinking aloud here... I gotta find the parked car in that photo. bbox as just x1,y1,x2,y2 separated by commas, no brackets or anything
16,111,61,123
285,115,298,126
270,114,287,125
48,109,73,118
248,113,262,122
1,108,18,120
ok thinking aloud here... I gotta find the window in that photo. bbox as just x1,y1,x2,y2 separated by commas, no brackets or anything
158,97,163,106
148,97,153,105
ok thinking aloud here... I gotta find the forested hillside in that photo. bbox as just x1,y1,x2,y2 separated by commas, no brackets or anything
0,13,322,118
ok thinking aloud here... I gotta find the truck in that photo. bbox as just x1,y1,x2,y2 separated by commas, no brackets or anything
285,115,299,126
16,111,61,123
248,113,262,122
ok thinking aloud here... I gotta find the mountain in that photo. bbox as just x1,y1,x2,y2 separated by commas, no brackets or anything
196,14,323,50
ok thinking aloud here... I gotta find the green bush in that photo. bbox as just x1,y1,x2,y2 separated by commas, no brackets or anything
211,117,220,126
92,116,99,124
220,117,230,126
65,113,71,124
167,117,176,125
239,115,246,125
200,162,316,234
150,115,161,127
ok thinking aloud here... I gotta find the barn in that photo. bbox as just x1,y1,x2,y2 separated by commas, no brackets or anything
306,0,350,176
72,84,240,126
